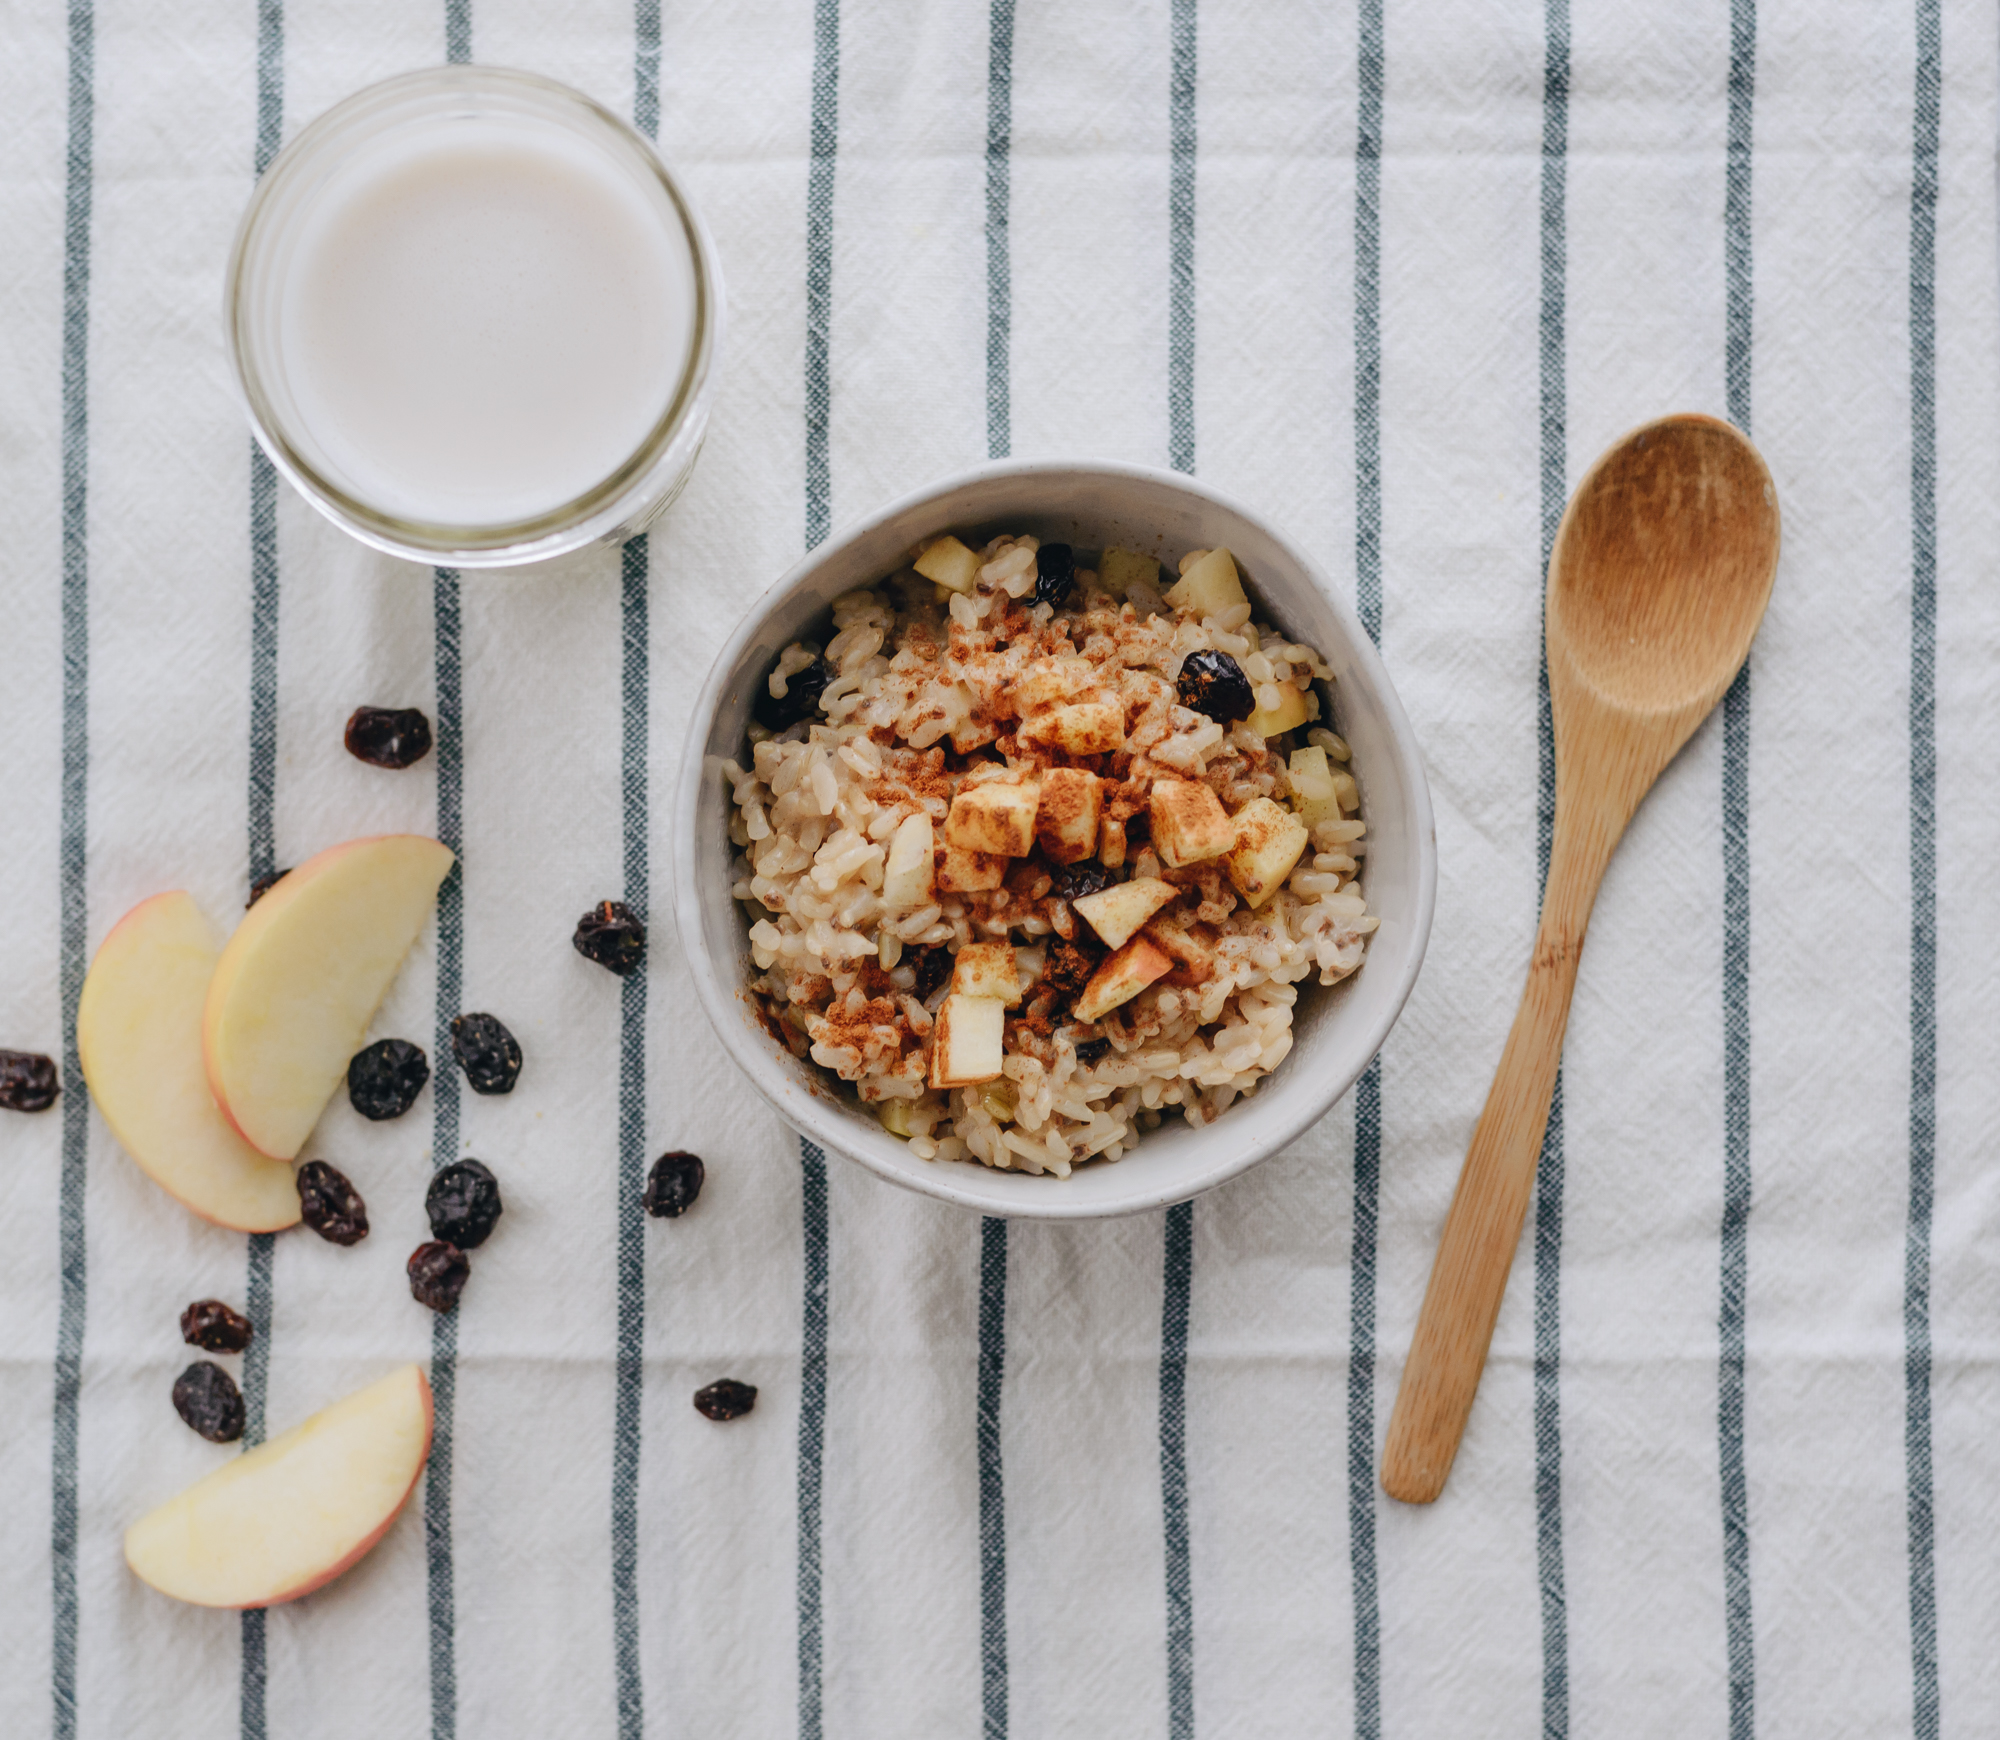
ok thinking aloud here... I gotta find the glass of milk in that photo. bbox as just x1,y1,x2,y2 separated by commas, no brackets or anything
227,67,721,567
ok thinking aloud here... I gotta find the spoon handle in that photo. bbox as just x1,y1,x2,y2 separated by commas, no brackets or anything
1379,811,1614,1504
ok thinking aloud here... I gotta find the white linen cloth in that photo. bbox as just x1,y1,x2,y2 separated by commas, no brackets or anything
1,2,1996,1736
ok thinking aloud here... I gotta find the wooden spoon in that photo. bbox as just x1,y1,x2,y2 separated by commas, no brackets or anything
1380,412,1780,1505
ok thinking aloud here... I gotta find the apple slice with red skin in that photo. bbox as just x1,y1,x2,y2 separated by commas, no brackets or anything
125,1363,433,1608
204,835,455,1159
76,891,301,1232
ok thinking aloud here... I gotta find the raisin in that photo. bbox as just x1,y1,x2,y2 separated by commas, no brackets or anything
753,658,832,732
1048,860,1113,903
246,867,292,907
912,946,952,1003
450,1013,522,1095
1033,542,1076,608
407,1240,470,1312
173,1361,246,1443
1040,937,1104,1001
180,1299,253,1353
0,1050,59,1113
1071,1037,1110,1067
296,1160,369,1245
426,1159,504,1249
344,705,433,768
693,1379,757,1421
1176,650,1256,723
347,1038,429,1120
573,900,646,976
643,1151,705,1218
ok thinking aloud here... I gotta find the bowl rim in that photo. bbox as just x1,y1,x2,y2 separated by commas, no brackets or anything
672,456,1437,1219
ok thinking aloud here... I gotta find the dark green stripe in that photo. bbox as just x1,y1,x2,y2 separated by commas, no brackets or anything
50,4,95,1734
1903,2,1941,1734
445,0,469,65
796,5,840,1729
634,0,659,143
241,3,284,1724
802,0,841,550
426,567,464,1740
795,1140,829,1740
1346,1061,1382,1740
976,1215,1009,1740
983,0,1014,460
1159,1202,1194,1740
1534,2,1570,1733
976,7,1018,1734
610,525,650,1740
1166,0,1197,474
1347,4,1386,1733
1717,4,1756,1735
1160,11,1199,1728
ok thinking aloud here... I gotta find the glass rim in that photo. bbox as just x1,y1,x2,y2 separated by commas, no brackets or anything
225,65,718,560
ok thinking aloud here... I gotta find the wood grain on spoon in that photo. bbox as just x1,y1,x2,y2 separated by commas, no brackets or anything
1380,413,1780,1506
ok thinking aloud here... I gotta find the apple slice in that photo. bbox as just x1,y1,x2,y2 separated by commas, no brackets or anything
126,1363,432,1609
205,835,454,1159
76,892,301,1232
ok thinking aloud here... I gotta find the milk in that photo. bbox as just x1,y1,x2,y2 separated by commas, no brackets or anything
276,112,696,527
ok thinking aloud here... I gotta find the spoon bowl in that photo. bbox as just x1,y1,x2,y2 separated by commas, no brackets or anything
1381,413,1780,1504
1552,414,1780,717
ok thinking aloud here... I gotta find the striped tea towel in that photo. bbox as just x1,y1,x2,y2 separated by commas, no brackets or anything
1,1,1996,1736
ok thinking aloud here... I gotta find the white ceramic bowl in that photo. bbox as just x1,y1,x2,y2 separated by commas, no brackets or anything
674,460,1436,1219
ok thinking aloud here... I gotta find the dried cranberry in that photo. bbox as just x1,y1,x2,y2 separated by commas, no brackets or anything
693,1379,757,1421
347,1038,429,1120
573,901,646,975
912,946,952,1003
1071,1037,1110,1067
1176,650,1256,723
173,1362,246,1442
1033,542,1076,607
246,867,291,907
753,658,832,731
1048,861,1113,903
643,1151,705,1218
344,705,433,768
450,1013,521,1095
408,1240,470,1312
0,1050,59,1113
426,1160,503,1249
180,1299,253,1353
296,1160,369,1245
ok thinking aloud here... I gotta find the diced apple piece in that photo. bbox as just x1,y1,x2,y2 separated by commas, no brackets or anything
1097,547,1160,597
1073,936,1175,1023
1164,547,1248,617
1224,797,1311,908
929,994,1007,1088
1246,680,1311,739
1072,876,1179,951
124,1364,433,1609
915,535,981,594
1287,745,1342,827
1144,919,1219,984
877,1099,916,1138
76,892,301,1232
1149,779,1236,867
204,835,455,1159
882,812,936,910
1023,694,1125,756
937,845,1006,893
1035,767,1102,864
1012,656,1094,714
945,781,1040,857
951,942,1022,1006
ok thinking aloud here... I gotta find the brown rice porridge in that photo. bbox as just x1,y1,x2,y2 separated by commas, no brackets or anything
718,532,1375,1177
